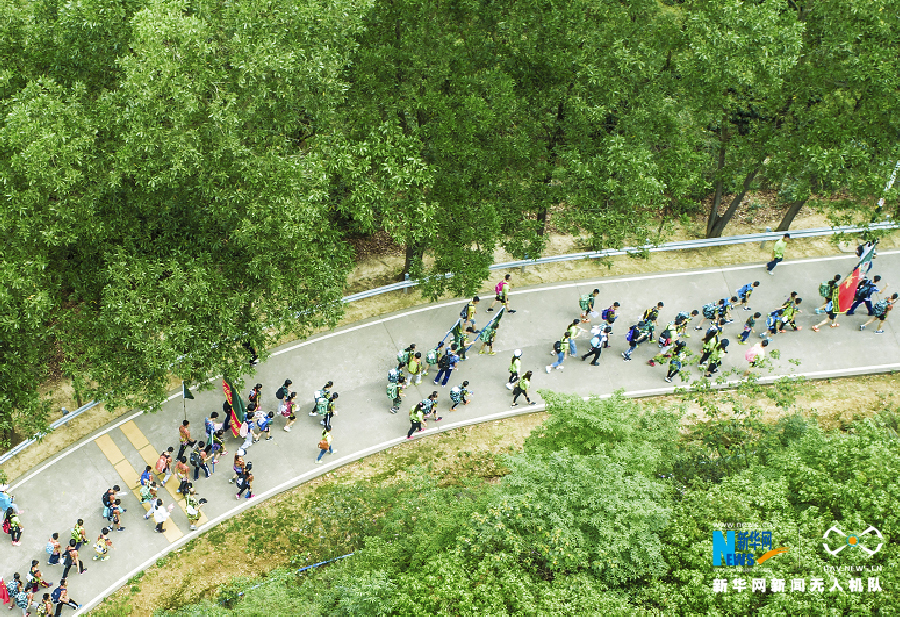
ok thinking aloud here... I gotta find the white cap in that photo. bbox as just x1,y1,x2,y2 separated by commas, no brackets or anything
514,349,522,356
236,448,245,456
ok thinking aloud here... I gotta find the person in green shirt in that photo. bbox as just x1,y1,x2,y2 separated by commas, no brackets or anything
811,283,842,331
766,233,789,275
579,289,600,322
478,322,499,355
511,371,533,406
488,274,515,313
406,403,426,439
704,339,729,377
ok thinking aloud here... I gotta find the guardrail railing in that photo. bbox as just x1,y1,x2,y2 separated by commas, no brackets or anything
2,221,895,466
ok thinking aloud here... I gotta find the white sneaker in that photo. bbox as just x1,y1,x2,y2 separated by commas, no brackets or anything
308,412,317,417
545,366,551,373
558,365,564,371
283,426,291,432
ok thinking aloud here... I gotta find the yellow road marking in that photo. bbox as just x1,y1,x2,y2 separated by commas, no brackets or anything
120,420,149,449
94,434,125,465
95,429,184,541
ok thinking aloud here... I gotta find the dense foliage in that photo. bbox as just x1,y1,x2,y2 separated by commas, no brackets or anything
2,0,899,444
165,393,898,615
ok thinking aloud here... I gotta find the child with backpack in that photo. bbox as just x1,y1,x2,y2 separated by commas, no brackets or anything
695,301,720,331
321,393,338,430
622,322,649,361
777,298,803,333
397,344,416,369
434,344,460,386
478,322,498,355
861,293,898,333
704,339,729,377
460,296,479,328
566,319,583,356
815,275,841,313
642,302,664,326
407,352,425,383
387,375,407,413
811,279,842,332
738,312,762,344
511,371,533,406
421,391,441,422
601,302,621,331
449,382,472,410
743,339,769,376
406,403,426,439
847,275,885,317
309,382,334,417
736,281,760,310
546,333,569,372
674,310,699,338
274,379,293,402
579,289,600,322
718,296,738,324
581,327,609,366
487,274,515,313
507,349,523,389
664,341,689,383
425,342,444,378
92,528,113,561
280,392,297,432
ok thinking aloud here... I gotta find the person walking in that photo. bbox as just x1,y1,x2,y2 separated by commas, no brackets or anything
321,393,338,430
477,321,498,355
579,289,600,323
546,333,568,372
211,430,226,465
185,491,205,530
487,274,515,313
274,379,293,403
815,275,842,314
566,319,583,356
811,280,842,332
847,275,886,317
777,298,803,333
51,579,80,615
622,322,650,362
109,499,125,532
257,411,275,441
247,383,263,410
460,296,479,329
861,293,898,333
421,391,441,422
433,343,459,387
61,540,85,579
738,312,762,345
407,352,425,384
152,499,170,533
704,339,729,377
309,382,334,417
5,508,22,546
156,447,174,485
664,341,689,383
674,310,699,338
406,403,426,439
449,382,472,410
35,592,53,616
203,412,221,444
743,339,769,376
235,471,254,499
766,233,789,275
70,520,87,551
694,300,720,331
280,391,298,432
581,327,609,365
511,371,533,406
506,349,523,390
387,375,406,414
424,341,443,378
47,533,62,566
177,420,195,461
602,302,621,332
174,456,191,495
140,481,158,509
92,528,112,562
736,281,760,310
192,442,211,479
642,302,665,327
229,449,246,484
316,427,335,461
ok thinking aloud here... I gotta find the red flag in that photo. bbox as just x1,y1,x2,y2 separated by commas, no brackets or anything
838,267,860,313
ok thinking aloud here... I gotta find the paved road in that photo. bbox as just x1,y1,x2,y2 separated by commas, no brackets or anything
3,251,899,614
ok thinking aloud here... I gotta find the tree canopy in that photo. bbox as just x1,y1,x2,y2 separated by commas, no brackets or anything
1,0,898,444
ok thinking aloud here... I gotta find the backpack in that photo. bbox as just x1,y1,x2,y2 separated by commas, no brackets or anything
676,311,689,321
702,303,716,319
873,300,890,318
63,548,74,567
318,439,329,450
46,541,55,555
426,348,438,364
315,397,328,414
643,308,658,322
386,383,399,399
818,280,832,298
480,326,493,342
601,308,609,320
275,386,286,400
51,587,63,604
745,348,759,363
450,387,462,402
190,449,200,466
438,353,451,369
856,279,876,300
239,422,250,438
387,368,400,383
397,349,409,365
626,328,636,343
494,280,504,295
459,303,470,319
590,336,601,349
579,295,591,311
553,340,562,354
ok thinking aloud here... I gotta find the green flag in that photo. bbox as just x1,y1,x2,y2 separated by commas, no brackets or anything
183,382,194,400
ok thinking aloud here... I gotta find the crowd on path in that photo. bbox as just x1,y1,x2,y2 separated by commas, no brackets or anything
2,241,897,613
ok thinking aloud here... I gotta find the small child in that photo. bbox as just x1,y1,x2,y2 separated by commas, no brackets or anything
738,312,762,345
92,528,113,561
257,411,275,441
449,381,472,410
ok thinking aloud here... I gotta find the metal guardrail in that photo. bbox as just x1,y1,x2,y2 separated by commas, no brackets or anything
0,400,100,465
343,221,897,301
2,221,896,466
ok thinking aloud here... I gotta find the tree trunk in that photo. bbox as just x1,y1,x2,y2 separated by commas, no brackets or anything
776,197,809,232
537,99,567,241
708,167,761,238
706,115,729,238
402,241,423,280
